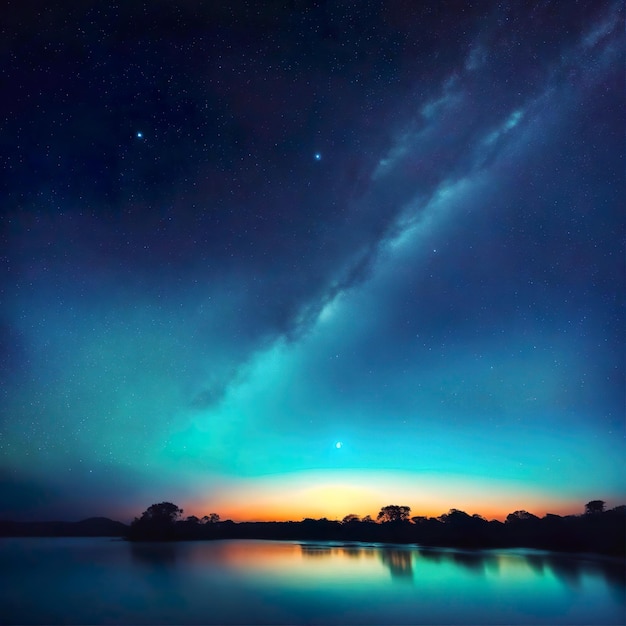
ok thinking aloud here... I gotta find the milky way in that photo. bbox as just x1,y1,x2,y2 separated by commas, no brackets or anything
1,1,623,521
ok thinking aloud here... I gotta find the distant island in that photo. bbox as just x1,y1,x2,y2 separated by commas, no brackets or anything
3,500,623,557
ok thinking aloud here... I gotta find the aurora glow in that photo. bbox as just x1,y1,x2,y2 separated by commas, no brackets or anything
1,1,624,523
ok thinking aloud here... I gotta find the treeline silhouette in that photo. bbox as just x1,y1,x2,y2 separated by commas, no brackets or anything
127,500,625,556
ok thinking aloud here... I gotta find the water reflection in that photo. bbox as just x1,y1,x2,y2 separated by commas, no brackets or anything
298,543,625,593
130,541,179,568
301,544,333,558
525,553,547,576
498,549,626,592
551,558,582,589
300,543,414,580
380,549,413,579
454,550,488,575
0,539,623,626
343,546,365,559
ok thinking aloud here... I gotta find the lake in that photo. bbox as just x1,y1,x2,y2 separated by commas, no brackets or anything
1,538,624,624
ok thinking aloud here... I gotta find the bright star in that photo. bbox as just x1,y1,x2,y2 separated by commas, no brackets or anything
335,441,342,449
136,131,143,139
314,153,321,161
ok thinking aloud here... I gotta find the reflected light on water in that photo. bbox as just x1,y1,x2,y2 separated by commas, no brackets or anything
1,538,623,625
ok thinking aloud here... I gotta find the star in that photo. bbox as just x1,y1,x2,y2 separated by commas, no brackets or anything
136,131,143,139
314,153,321,161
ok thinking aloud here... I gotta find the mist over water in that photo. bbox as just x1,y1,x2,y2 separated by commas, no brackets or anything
1,538,624,625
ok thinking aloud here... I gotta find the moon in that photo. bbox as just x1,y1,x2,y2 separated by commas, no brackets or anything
335,441,342,449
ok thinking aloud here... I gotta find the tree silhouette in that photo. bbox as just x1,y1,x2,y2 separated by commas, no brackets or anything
438,509,470,523
377,505,411,523
585,500,605,515
141,502,183,523
120,499,624,555
506,510,539,523
128,502,183,540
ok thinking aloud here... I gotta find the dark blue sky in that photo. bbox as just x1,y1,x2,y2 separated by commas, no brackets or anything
1,1,624,522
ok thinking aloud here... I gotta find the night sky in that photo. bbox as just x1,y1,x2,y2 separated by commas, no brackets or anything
1,1,624,523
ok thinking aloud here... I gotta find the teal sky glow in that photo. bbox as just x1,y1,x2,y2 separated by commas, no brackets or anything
1,1,624,522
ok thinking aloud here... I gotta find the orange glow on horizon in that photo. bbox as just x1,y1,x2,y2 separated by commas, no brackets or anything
181,470,586,523
184,500,580,523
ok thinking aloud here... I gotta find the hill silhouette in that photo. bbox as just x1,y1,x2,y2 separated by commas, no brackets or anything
0,517,128,537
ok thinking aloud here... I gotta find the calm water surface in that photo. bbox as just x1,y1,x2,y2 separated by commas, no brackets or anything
1,538,624,624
